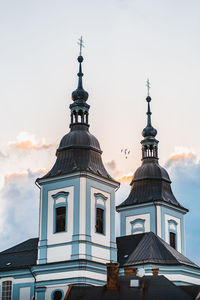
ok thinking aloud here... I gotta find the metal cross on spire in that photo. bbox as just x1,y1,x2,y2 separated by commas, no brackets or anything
77,36,85,56
146,78,151,96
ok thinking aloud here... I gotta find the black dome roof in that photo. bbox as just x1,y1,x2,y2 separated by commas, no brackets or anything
41,124,114,181
58,124,101,153
132,158,170,183
117,158,187,211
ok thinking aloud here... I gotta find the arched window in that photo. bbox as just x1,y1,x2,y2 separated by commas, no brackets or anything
168,219,177,249
170,232,176,249
96,207,104,234
131,219,145,234
52,290,63,300
2,280,12,300
94,192,107,235
56,206,66,232
52,192,68,234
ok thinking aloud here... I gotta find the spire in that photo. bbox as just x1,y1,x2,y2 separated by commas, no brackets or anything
141,80,159,160
142,79,157,138
146,78,152,127
71,37,88,102
70,37,90,126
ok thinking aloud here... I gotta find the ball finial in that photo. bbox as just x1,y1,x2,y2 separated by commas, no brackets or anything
78,56,83,63
146,96,151,102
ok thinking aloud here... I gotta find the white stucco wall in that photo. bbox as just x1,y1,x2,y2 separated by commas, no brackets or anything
126,213,150,235
165,213,181,252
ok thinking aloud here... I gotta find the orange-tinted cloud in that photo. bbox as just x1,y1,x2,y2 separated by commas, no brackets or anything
4,168,48,184
165,148,197,168
105,160,133,183
8,132,53,151
168,152,196,161
115,172,133,184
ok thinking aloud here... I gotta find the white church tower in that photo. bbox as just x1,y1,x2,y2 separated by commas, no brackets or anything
116,83,188,255
36,44,119,287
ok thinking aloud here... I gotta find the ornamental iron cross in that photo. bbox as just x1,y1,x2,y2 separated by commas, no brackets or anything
146,78,151,96
78,36,85,56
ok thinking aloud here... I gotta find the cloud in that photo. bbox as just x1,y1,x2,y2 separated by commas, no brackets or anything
106,160,116,171
0,150,8,159
105,160,119,178
0,169,46,251
165,147,196,168
0,132,53,251
115,172,133,184
105,160,133,182
8,132,53,151
0,132,55,190
165,148,200,265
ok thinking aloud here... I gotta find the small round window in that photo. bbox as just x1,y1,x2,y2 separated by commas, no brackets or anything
53,290,62,300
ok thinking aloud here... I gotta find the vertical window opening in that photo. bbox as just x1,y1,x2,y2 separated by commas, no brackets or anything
2,281,12,300
170,232,176,249
53,290,62,300
96,208,104,234
56,206,66,232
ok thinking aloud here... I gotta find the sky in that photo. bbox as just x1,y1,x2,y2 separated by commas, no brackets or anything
0,0,200,264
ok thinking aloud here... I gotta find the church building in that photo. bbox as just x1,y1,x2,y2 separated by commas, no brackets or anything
0,47,200,300
116,86,200,285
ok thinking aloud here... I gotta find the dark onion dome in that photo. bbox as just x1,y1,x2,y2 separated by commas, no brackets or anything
58,124,101,153
72,87,88,102
142,125,157,138
116,158,188,211
41,125,113,181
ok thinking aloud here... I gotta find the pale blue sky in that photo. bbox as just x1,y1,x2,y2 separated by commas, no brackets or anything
0,0,200,263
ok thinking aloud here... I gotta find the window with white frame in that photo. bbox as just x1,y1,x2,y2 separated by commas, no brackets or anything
94,193,107,235
168,219,177,249
96,207,104,234
131,219,145,234
55,206,66,232
52,192,69,234
2,281,12,300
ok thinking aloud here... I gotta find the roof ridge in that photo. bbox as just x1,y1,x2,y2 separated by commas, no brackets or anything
0,237,38,254
157,235,199,268
118,232,199,269
0,248,37,255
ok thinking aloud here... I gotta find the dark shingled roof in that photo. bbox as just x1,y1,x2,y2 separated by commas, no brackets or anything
67,275,193,300
180,285,200,299
117,232,199,269
117,158,187,211
0,238,38,271
39,124,116,183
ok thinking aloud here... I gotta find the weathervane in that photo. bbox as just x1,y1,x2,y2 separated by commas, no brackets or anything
78,36,85,56
146,78,151,96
